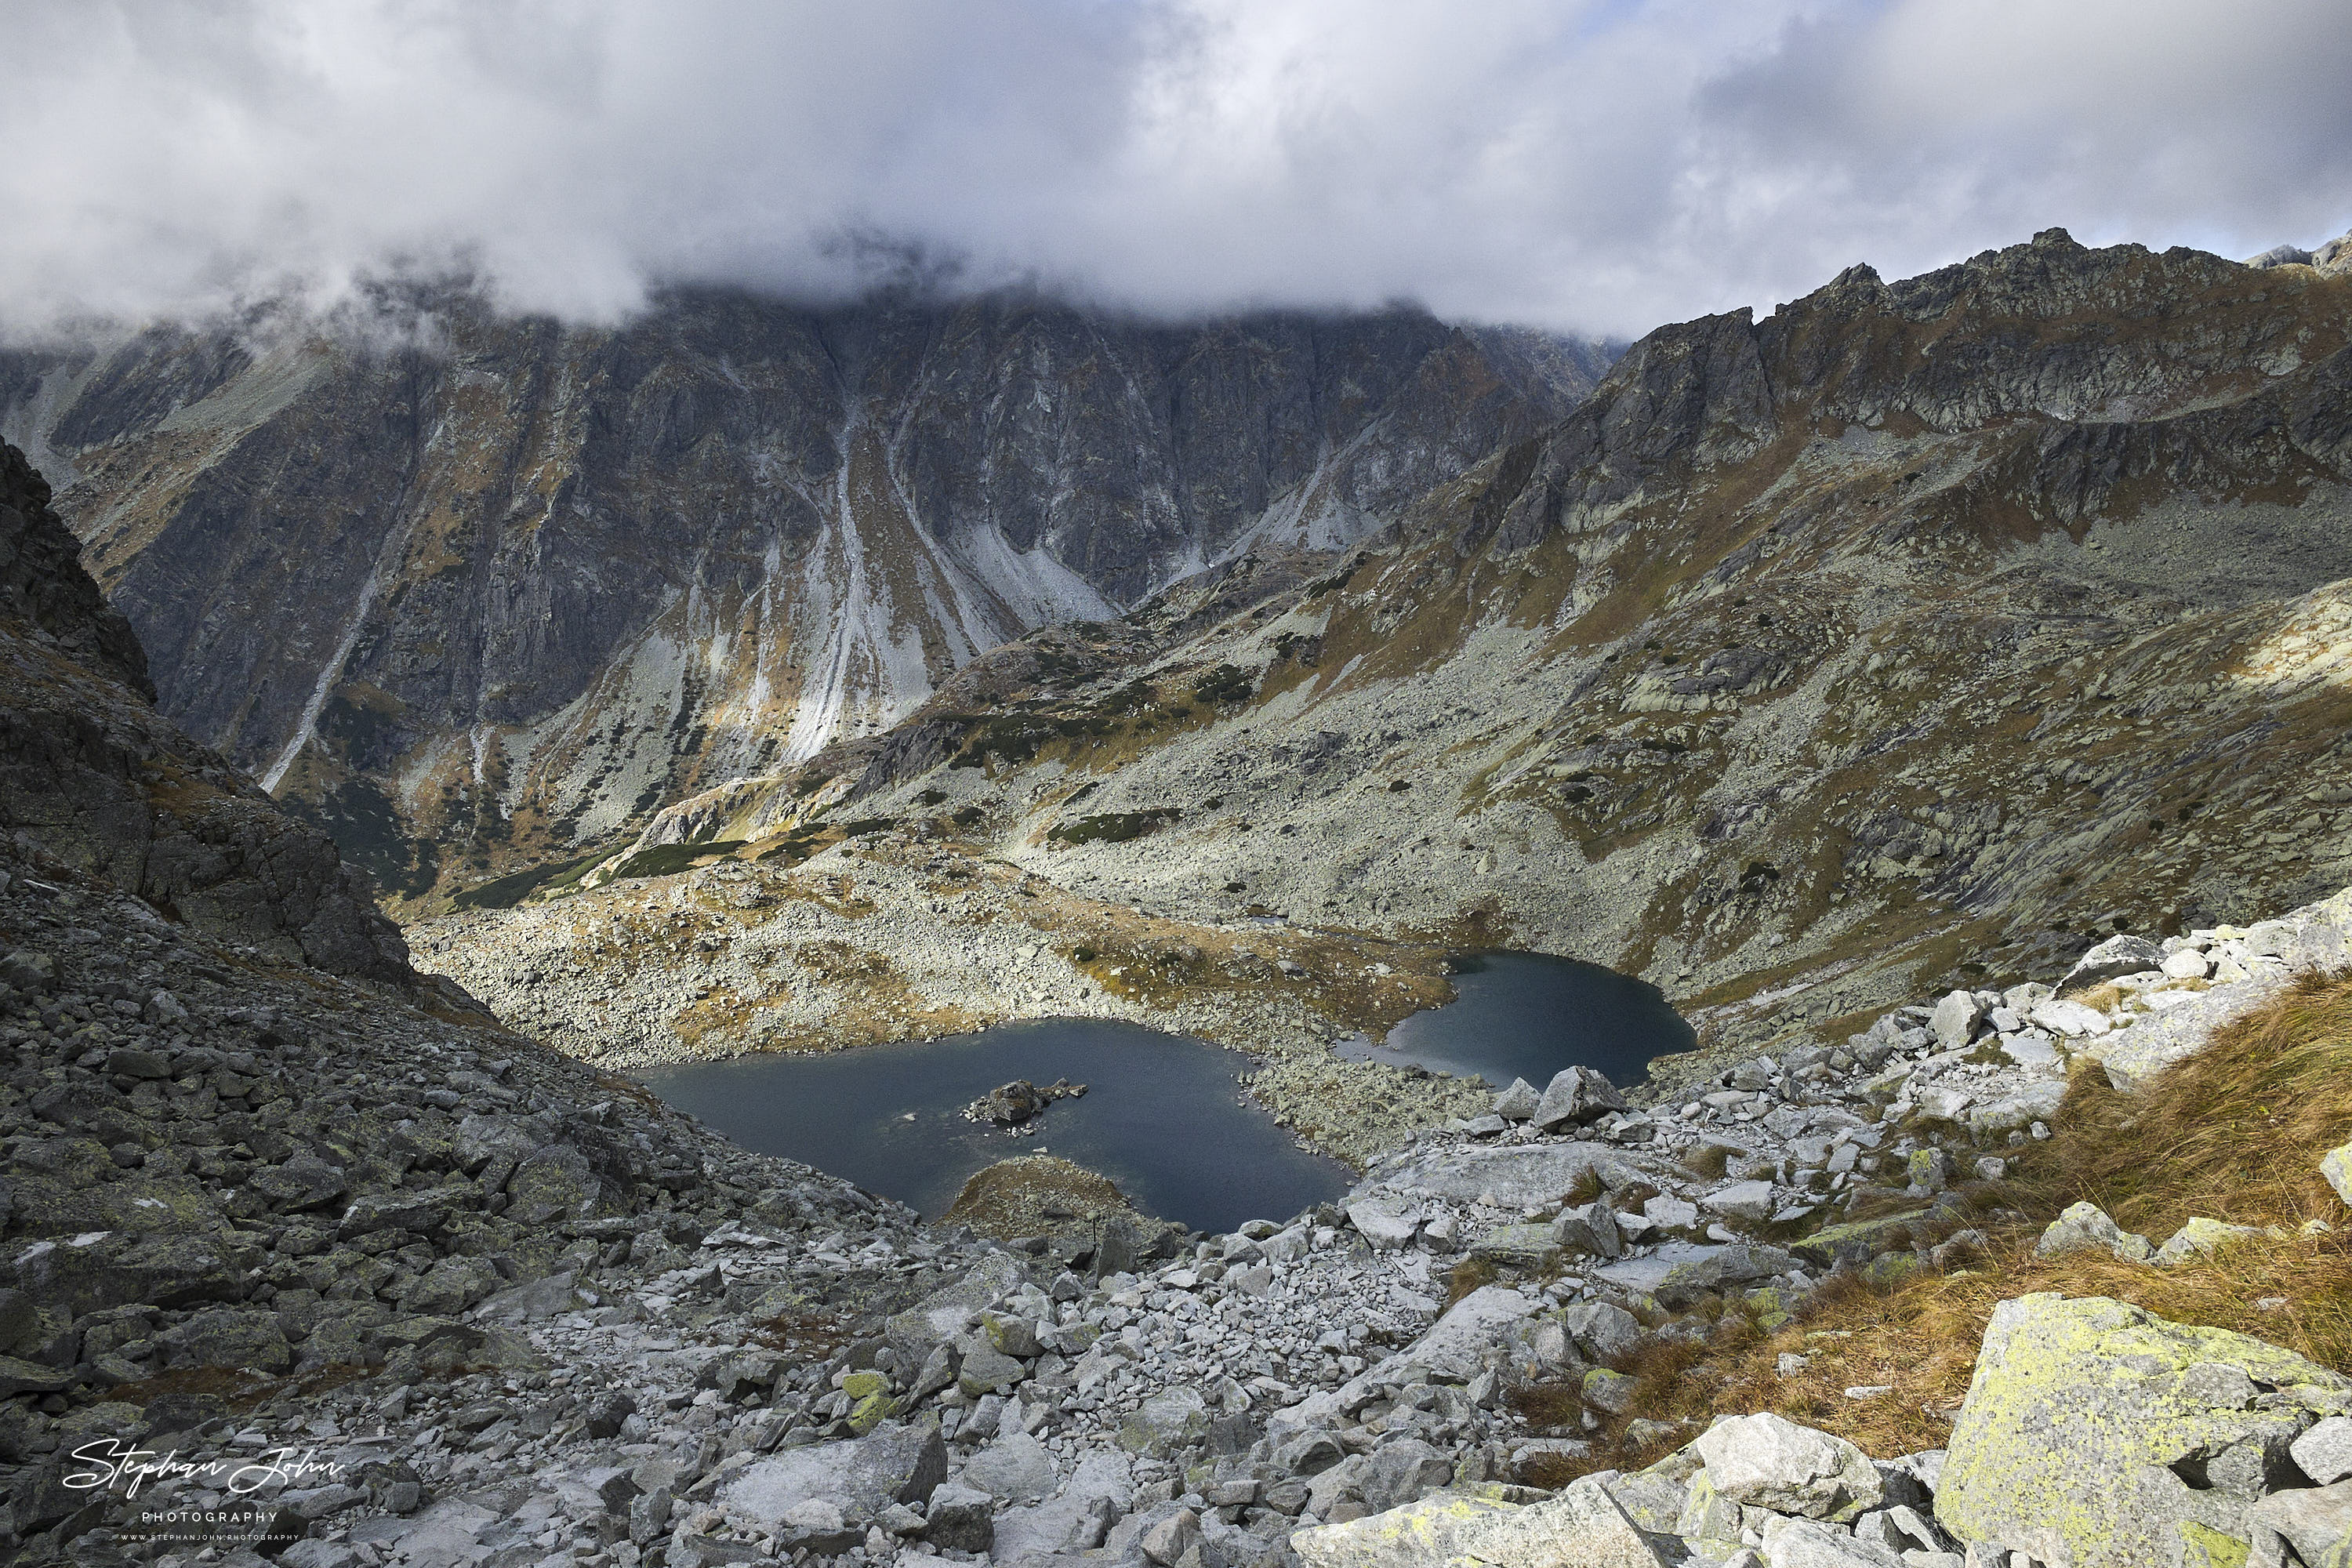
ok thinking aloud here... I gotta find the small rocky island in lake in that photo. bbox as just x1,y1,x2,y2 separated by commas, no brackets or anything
962,1076,1087,1131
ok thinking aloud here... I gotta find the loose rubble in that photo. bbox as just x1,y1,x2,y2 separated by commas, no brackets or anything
12,851,2351,1566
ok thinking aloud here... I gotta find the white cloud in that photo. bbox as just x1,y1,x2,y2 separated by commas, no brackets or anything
1,0,2346,340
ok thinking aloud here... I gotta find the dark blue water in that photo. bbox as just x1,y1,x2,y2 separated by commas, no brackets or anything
637,1018,1350,1235
1341,951,1688,1091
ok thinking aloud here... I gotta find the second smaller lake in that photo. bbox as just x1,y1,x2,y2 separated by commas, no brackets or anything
1341,950,1690,1090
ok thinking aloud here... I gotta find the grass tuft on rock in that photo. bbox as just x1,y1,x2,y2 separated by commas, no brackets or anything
1545,970,2352,1472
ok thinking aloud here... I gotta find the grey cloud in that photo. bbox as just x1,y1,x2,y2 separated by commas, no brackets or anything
0,0,2346,342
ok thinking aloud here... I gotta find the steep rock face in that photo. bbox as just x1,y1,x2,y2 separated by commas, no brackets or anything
577,230,2352,1058
2,293,1606,902
0,443,148,696
0,441,412,981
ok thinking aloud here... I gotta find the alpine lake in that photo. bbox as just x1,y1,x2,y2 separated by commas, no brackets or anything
639,952,1693,1235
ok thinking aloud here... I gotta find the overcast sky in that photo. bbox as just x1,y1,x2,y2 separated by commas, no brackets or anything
5,0,2349,341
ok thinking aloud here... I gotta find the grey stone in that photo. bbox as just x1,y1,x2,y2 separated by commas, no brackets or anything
1119,1385,1207,1455
2086,978,2288,1090
1599,1241,1794,1307
1468,1222,1560,1269
2059,934,2167,993
104,1047,171,1080
1290,1474,1664,1567
158,1307,292,1374
1759,1515,1904,1567
2030,997,2111,1038
1703,1180,1777,1224
992,1451,1132,1560
2325,1142,2352,1209
0,1353,73,1397
1365,1142,1651,1210
956,1344,1026,1397
2152,1217,2267,1266
1930,990,1984,1051
1533,1065,1628,1131
922,1482,996,1552
1346,1196,1421,1250
503,1144,604,1225
1359,1438,1453,1511
884,1250,1025,1367
1552,1201,1624,1259
722,1420,948,1529
1582,1368,1638,1414
1140,1507,1200,1566
1694,1412,1885,1522
2249,1478,2352,1568
1562,1301,1643,1363
2293,1415,2352,1485
583,1390,637,1439
964,1428,1057,1502
337,1185,471,1237
1494,1078,1541,1121
2033,1201,2152,1263
0,951,56,993
1385,1284,1540,1382
247,1156,348,1210
474,1271,584,1322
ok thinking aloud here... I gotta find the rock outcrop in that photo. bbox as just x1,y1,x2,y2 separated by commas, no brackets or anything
0,441,410,982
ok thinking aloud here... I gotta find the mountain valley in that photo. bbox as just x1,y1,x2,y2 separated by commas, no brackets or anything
6,223,2352,1568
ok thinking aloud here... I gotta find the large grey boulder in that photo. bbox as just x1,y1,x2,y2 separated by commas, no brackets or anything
1385,1284,1541,1383
720,1421,947,1530
503,1145,605,1226
2058,934,2167,993
1939,1294,2352,1568
963,1428,1058,1503
1694,1412,1884,1522
1362,1143,1652,1211
921,1483,995,1552
2033,1201,2152,1262
473,1271,586,1323
158,1307,292,1374
1119,1385,1208,1456
2249,1479,2352,1568
1563,1301,1644,1363
2292,1416,2352,1486
991,1451,1132,1560
1532,1066,1628,1131
1598,1241,1794,1308
2085,978,2288,1091
1357,1439,1453,1512
1552,1201,1624,1259
884,1250,1025,1367
1288,1474,1665,1566
1494,1078,1541,1121
1346,1196,1422,1250
1758,1515,1905,1566
1930,989,1984,1051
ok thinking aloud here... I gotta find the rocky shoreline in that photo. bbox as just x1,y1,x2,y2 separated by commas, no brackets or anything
410,840,1495,1174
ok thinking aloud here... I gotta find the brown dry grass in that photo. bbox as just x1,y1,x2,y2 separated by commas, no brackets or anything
1541,970,2352,1471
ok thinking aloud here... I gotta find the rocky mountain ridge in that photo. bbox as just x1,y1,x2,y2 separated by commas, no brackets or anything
510,227,2352,1075
2,293,1609,908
